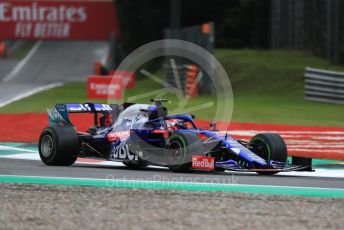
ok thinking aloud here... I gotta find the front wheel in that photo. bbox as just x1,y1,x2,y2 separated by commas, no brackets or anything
39,126,79,166
250,133,288,175
167,132,203,173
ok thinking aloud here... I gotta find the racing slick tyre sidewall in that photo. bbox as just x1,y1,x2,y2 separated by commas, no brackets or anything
250,133,288,175
167,132,203,173
39,126,79,166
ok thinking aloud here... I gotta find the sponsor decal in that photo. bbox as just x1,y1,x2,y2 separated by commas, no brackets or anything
67,103,112,112
68,104,90,112
111,143,138,161
56,104,66,112
107,131,130,142
192,156,215,171
48,107,68,126
197,133,209,140
87,76,123,99
0,2,87,23
152,129,170,138
124,116,147,128
111,71,136,89
107,132,118,142
93,134,106,139
0,0,120,40
90,83,120,94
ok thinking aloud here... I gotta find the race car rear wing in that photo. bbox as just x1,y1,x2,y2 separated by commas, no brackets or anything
64,103,113,113
48,103,114,127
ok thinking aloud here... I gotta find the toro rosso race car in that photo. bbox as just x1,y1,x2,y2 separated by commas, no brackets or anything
39,99,311,174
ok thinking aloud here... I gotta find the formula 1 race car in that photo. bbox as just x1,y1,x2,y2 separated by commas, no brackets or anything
39,99,311,175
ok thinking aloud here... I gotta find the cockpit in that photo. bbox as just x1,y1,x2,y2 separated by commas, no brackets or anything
112,104,151,131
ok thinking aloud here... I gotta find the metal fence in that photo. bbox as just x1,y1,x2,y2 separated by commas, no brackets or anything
304,67,344,104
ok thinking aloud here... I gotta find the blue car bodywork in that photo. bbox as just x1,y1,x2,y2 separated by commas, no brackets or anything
44,100,308,174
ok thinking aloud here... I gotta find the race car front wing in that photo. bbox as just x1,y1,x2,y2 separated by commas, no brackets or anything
215,156,313,173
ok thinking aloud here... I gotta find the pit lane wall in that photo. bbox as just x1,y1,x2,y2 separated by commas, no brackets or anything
0,0,120,40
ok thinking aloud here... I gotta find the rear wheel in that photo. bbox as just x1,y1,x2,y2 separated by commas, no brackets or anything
167,132,203,172
250,133,288,175
39,126,79,166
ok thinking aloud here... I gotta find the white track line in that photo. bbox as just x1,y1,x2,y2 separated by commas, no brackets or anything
2,41,43,82
0,152,162,168
287,145,344,149
313,137,344,140
286,140,344,144
0,40,63,108
224,131,344,135
0,82,63,108
288,149,344,153
0,145,37,153
2,175,344,190
1,151,344,178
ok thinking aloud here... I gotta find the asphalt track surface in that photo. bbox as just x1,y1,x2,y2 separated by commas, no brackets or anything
1,157,344,190
0,41,107,106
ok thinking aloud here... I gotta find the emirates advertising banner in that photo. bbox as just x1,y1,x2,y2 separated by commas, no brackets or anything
0,0,120,40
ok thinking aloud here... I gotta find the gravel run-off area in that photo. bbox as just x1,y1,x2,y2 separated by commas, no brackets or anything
1,183,344,230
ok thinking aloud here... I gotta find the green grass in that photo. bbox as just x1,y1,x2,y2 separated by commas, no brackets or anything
216,49,344,95
233,93,344,126
11,42,36,59
1,49,344,127
0,79,219,120
217,49,344,126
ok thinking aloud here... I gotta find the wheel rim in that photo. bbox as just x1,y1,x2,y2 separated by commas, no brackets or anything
170,141,183,164
252,139,270,161
41,135,54,158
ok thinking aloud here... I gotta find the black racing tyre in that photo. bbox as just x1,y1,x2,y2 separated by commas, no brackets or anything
250,133,288,175
122,161,148,169
167,132,203,173
39,126,79,166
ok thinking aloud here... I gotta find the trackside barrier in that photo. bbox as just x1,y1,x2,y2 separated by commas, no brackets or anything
304,67,344,104
111,71,136,89
185,65,199,97
87,76,123,100
164,64,199,97
87,71,135,99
